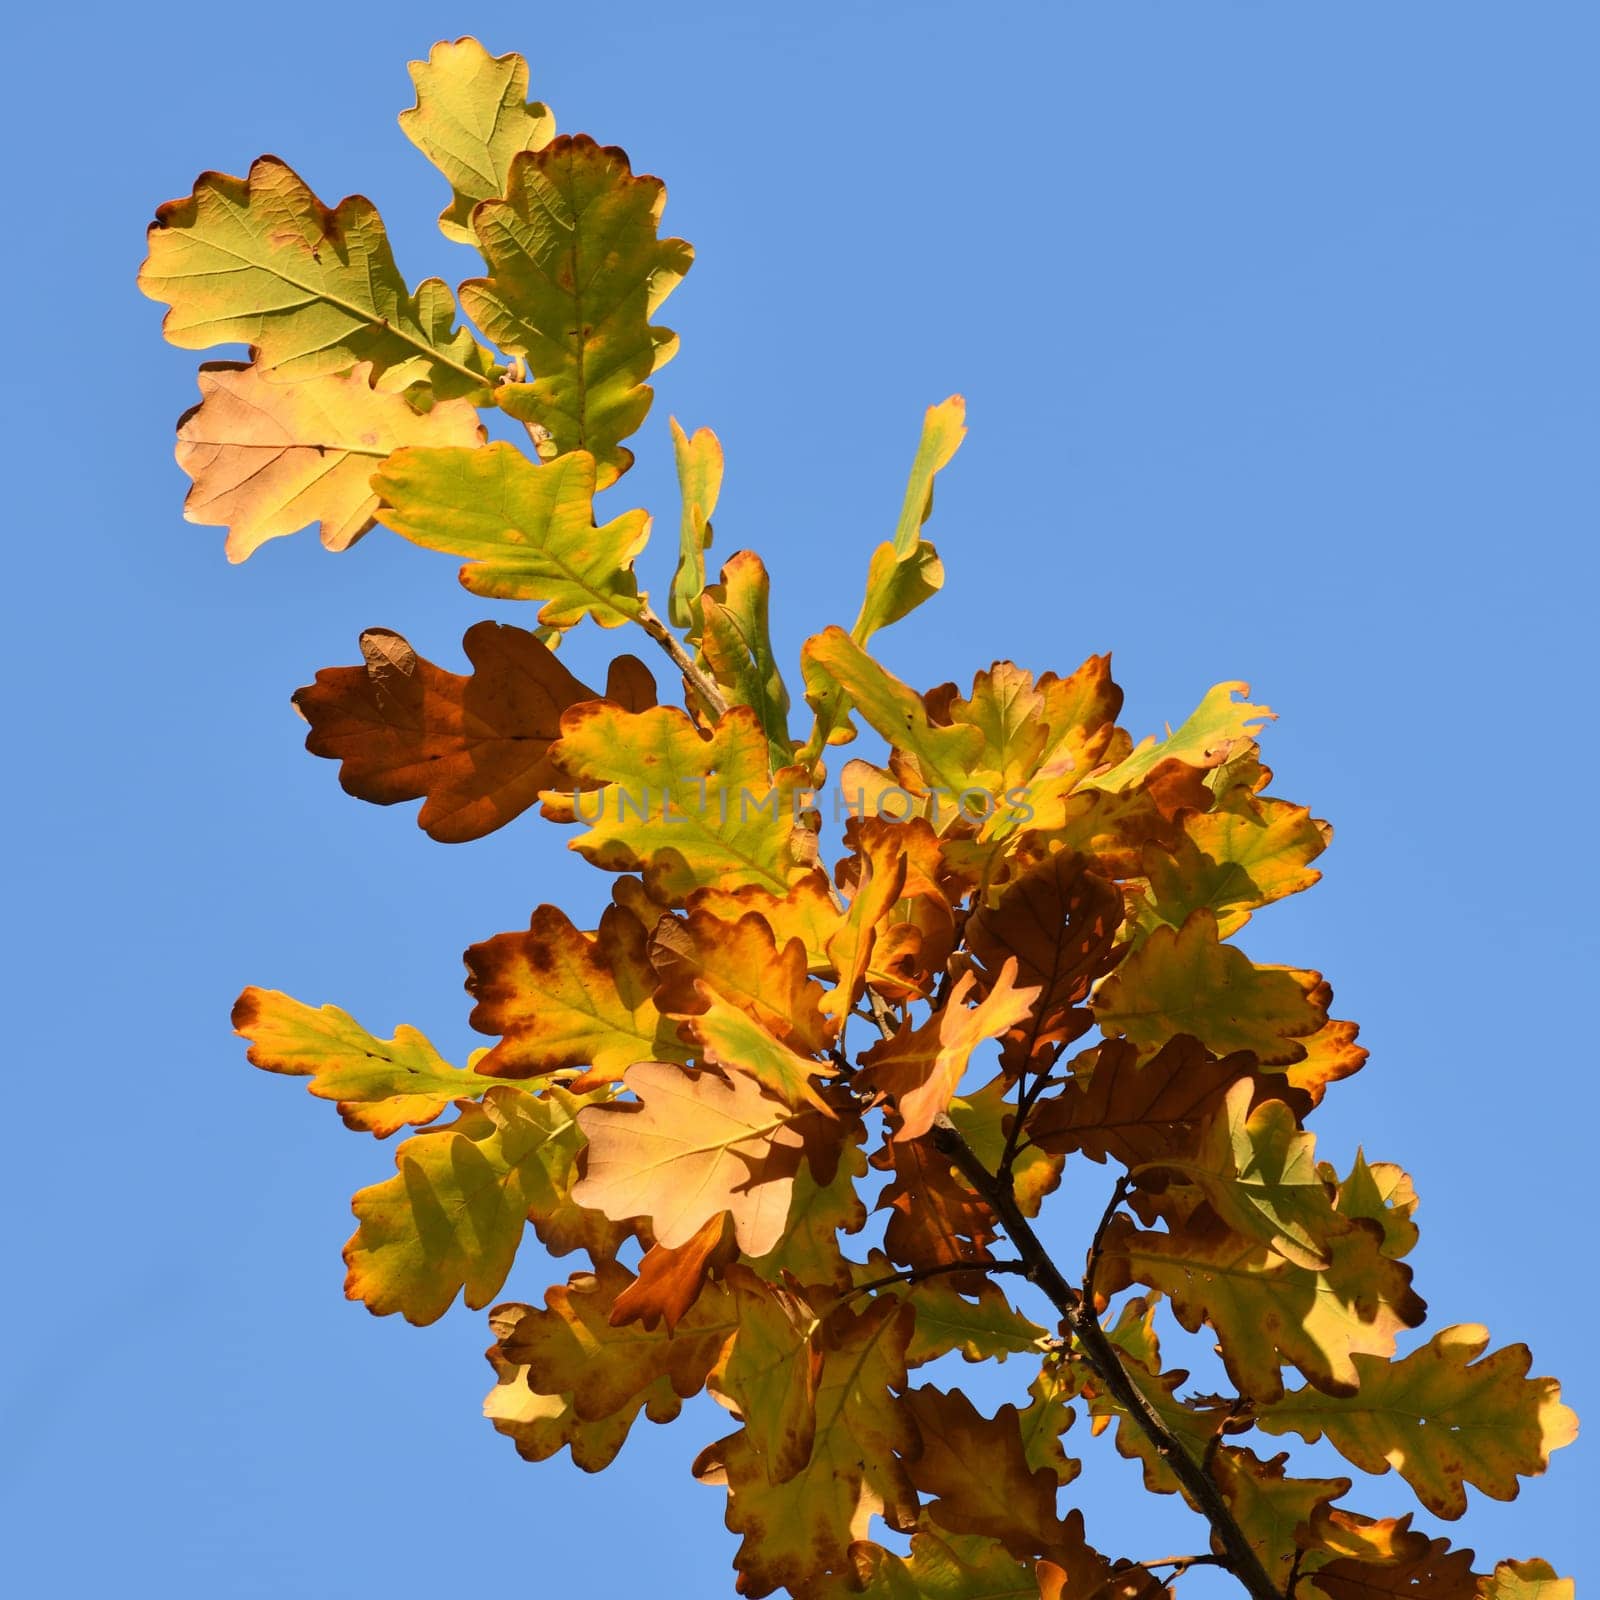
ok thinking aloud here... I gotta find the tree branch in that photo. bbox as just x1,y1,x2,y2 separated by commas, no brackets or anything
929,1112,1285,1600
634,600,729,720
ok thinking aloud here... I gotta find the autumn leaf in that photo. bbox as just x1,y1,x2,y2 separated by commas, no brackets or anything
542,703,813,902
902,1385,1083,1562
700,551,796,770
1025,1035,1274,1170
372,443,649,625
893,396,967,556
572,1060,809,1254
140,156,499,399
946,1076,1064,1218
1477,1561,1575,1600
802,625,984,791
295,624,654,842
823,820,912,1021
889,1270,1049,1366
1099,1210,1426,1400
609,1213,734,1332
494,1259,735,1423
484,1333,645,1472
688,869,844,975
1307,1536,1480,1600
966,849,1124,1071
876,1131,1000,1284
1081,1295,1236,1495
1329,1151,1419,1259
653,905,830,1049
1093,910,1327,1066
850,538,945,651
1091,681,1274,794
344,1084,610,1324
400,37,555,243
1151,1080,1343,1271
747,1121,868,1290
709,1268,824,1484
695,1296,919,1598
1212,1447,1351,1587
1255,1325,1578,1518
233,985,488,1136
859,963,1040,1141
175,361,485,561
465,901,684,1084
842,1532,1037,1600
669,418,722,632
462,135,693,485
1138,793,1329,938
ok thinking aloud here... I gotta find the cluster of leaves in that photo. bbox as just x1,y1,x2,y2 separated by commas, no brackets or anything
142,38,1576,1600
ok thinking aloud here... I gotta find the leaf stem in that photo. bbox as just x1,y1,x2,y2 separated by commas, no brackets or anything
635,600,729,720
928,1112,1285,1600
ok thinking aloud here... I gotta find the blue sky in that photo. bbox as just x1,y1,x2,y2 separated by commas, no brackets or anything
3,2,1593,1593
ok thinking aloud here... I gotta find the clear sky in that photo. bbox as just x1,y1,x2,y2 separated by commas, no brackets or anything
3,2,1593,1594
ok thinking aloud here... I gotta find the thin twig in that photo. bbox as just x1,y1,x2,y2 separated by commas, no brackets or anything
1079,1555,1228,1600
845,1258,1032,1300
1084,1173,1132,1309
634,600,728,720
928,1111,1286,1600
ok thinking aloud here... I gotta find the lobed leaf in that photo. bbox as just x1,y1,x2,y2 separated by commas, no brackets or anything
175,361,484,561
400,37,555,243
373,443,649,625
295,623,654,842
140,156,499,399
463,136,693,485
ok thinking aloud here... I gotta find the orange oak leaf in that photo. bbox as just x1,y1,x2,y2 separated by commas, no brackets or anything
294,624,655,842
572,1061,810,1254
465,901,686,1084
610,1214,736,1332
858,961,1040,1141
1025,1035,1289,1170
966,848,1124,1071
875,1130,999,1287
651,906,831,1055
1310,1538,1481,1600
902,1385,1082,1563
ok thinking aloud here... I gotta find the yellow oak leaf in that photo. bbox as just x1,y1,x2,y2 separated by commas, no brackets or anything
1256,1324,1578,1519
1090,681,1275,794
400,37,555,243
1092,909,1326,1066
232,985,489,1136
1477,1561,1575,1600
1099,1211,1426,1401
859,961,1040,1141
667,417,722,632
372,443,649,625
700,552,795,771
493,1259,736,1423
542,703,814,903
463,136,693,485
139,156,499,399
343,1084,611,1324
1213,1446,1351,1588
